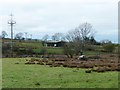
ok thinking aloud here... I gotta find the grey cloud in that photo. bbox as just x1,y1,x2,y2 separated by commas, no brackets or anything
0,0,118,42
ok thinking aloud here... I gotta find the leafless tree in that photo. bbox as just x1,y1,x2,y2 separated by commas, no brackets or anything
2,31,8,38
42,34,49,41
64,22,95,57
63,42,75,58
51,33,65,41
66,28,82,42
15,32,24,40
2,31,8,43
78,22,94,40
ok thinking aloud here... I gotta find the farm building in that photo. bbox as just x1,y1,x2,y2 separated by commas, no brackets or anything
45,41,66,47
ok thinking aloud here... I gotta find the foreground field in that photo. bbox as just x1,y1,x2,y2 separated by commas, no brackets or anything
2,58,118,88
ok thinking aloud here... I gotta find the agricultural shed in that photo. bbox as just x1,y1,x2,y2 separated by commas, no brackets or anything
45,41,66,47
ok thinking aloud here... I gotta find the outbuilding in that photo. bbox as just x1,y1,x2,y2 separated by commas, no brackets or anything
45,41,66,47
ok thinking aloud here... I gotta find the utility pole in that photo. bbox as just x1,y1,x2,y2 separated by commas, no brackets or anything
8,14,16,57
25,32,28,40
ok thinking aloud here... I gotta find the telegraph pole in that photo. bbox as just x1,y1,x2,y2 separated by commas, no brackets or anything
25,32,28,40
8,14,16,57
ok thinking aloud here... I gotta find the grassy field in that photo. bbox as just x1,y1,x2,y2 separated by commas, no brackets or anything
3,39,118,56
14,40,64,54
15,42,43,49
2,58,118,88
47,48,64,54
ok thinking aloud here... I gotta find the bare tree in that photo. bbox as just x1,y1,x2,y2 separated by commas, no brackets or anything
52,33,64,41
15,32,24,40
61,34,66,41
2,31,8,38
51,35,56,41
75,23,94,53
63,42,75,58
42,34,49,41
64,22,95,57
100,39,112,45
2,31,8,43
66,29,82,42
52,33,59,41
78,23,93,40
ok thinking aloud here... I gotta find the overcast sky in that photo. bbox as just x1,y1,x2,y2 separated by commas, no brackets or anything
0,0,118,42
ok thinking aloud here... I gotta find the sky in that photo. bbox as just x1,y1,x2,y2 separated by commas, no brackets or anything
0,0,119,42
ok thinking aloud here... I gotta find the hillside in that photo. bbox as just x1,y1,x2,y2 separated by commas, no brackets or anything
2,38,64,57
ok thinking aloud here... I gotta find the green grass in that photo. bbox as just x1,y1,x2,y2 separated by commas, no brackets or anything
33,47,64,54
15,42,43,49
2,58,118,88
14,41,64,54
4,39,117,55
84,51,108,56
47,48,64,54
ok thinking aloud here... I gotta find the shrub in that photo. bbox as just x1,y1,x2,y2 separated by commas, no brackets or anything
84,45,95,51
40,47,47,55
102,44,116,53
2,43,11,55
63,43,75,58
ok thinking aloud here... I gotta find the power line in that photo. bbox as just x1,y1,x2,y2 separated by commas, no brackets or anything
8,14,16,57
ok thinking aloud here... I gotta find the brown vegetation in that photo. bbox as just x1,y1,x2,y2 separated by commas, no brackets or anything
25,54,119,72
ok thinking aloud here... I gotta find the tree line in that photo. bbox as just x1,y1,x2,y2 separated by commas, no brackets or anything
1,22,117,58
